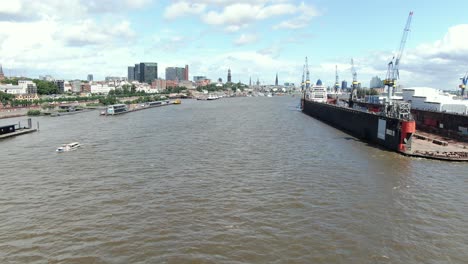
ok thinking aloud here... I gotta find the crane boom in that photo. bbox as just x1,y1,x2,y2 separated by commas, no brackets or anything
384,11,413,98
394,11,413,79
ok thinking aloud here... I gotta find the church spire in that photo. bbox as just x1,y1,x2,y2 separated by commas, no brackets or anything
0,64,4,81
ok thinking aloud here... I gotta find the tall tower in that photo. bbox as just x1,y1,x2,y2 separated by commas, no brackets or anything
249,77,252,86
334,65,340,92
227,68,232,83
184,65,189,81
256,78,260,86
0,64,4,81
275,73,278,86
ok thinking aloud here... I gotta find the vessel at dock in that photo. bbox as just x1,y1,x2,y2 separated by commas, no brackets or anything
105,104,128,115
302,80,416,154
301,79,468,161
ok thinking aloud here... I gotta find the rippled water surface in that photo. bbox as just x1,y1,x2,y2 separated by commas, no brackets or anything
1,97,467,263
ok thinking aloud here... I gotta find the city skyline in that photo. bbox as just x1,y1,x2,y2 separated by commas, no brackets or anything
0,1,468,89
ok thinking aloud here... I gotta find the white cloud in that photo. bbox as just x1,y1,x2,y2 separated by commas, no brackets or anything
60,20,135,47
234,34,258,46
273,2,319,29
164,1,318,31
164,1,206,20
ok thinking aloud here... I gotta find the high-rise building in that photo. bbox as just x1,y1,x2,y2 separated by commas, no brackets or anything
275,73,278,86
184,65,189,81
87,74,93,82
341,80,348,90
128,66,135,81
134,64,140,82
166,66,187,81
166,67,188,81
227,68,232,83
139,62,158,84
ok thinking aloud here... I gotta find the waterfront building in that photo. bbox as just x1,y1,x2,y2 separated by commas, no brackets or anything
54,80,65,93
166,80,178,88
195,78,211,87
91,84,113,94
184,65,189,81
166,66,187,81
71,80,81,93
151,79,167,91
128,66,135,81
0,80,39,101
0,80,37,95
193,76,207,82
370,76,383,88
39,75,54,81
82,83,91,93
165,67,182,81
139,62,158,84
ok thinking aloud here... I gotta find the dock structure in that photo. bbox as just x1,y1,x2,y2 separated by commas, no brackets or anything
0,118,38,140
101,100,180,116
407,132,468,161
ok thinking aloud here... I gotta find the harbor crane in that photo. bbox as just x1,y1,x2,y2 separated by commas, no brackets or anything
305,57,311,89
334,65,340,93
460,72,468,96
384,11,413,100
301,63,305,91
349,58,359,106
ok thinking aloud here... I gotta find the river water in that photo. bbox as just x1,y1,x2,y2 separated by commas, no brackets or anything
0,96,467,263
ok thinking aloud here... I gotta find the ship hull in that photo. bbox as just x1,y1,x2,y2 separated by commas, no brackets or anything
302,99,413,153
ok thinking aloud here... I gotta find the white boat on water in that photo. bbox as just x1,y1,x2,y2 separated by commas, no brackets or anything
56,142,80,152
207,94,218,100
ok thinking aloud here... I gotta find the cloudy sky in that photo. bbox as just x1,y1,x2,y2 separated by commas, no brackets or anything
0,0,467,89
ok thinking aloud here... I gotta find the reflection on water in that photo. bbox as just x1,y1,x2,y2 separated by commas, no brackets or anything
0,97,467,263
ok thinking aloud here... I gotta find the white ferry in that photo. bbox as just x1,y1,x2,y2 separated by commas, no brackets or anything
56,142,80,153
105,104,128,115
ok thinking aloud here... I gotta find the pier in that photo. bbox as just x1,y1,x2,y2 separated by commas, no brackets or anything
101,100,180,116
0,118,38,140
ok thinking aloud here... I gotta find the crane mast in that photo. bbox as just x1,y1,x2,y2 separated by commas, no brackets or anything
460,72,468,97
349,58,359,107
384,11,413,100
301,64,305,91
334,65,340,93
305,57,311,89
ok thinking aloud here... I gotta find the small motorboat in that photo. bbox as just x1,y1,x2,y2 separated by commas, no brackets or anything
56,142,80,152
